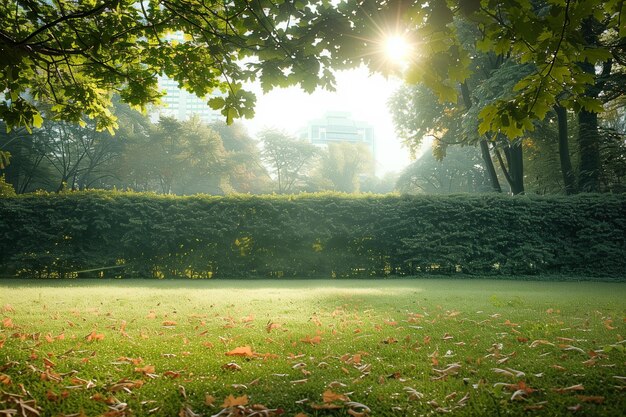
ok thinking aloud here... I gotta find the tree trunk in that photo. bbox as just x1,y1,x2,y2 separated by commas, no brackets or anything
506,141,525,195
479,140,502,192
461,81,502,192
578,107,601,192
577,18,602,192
554,105,577,194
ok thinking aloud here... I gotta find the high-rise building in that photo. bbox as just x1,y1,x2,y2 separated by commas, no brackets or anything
298,111,376,156
155,76,222,124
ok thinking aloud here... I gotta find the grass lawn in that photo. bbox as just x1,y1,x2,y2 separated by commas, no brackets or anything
0,279,624,416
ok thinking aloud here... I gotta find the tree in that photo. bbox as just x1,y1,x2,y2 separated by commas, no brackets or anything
0,0,339,134
209,122,272,194
314,142,373,193
259,130,319,194
396,145,491,194
331,0,625,192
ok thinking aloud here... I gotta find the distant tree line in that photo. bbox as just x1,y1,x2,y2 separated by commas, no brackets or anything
0,101,391,196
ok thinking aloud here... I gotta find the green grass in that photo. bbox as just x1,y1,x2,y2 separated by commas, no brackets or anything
0,279,624,416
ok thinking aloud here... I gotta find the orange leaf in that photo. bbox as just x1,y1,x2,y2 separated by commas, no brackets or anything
86,331,105,341
266,321,281,333
162,320,177,327
164,370,181,379
0,373,11,385
135,365,156,374
222,394,248,407
205,394,216,406
225,346,255,357
322,389,349,403
301,335,322,345
241,314,254,323
2,317,14,328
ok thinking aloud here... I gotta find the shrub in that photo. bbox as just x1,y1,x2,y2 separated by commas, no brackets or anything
0,191,624,279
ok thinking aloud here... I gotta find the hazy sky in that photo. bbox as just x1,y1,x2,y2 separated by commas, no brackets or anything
243,66,414,176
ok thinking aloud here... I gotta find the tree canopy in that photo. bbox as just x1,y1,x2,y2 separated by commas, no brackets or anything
0,0,338,132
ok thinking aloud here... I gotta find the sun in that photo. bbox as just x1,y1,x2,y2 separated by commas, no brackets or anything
384,35,412,63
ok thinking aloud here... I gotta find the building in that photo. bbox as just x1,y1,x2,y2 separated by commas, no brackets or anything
298,111,376,156
155,76,222,125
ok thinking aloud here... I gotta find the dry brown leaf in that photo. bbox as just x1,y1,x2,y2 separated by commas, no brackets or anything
135,365,155,374
222,394,248,407
86,331,104,342
1,317,14,329
266,321,281,333
222,362,242,371
225,346,255,357
301,335,322,345
162,320,177,327
553,384,584,393
205,394,215,406
0,373,11,385
322,389,349,403
577,395,604,404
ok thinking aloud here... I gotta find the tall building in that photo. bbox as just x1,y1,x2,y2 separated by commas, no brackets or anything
298,111,376,156
153,31,222,124
155,76,222,124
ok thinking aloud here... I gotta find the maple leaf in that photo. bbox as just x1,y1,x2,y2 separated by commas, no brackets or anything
225,346,255,357
2,317,14,328
222,394,248,407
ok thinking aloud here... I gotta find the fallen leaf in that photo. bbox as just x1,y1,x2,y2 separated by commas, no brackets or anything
135,365,156,374
222,362,242,371
577,395,604,404
225,346,255,357
553,384,584,393
222,394,248,407
323,389,349,403
0,373,11,385
301,335,322,345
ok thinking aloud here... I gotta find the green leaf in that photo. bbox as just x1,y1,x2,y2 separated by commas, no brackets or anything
208,97,225,110
32,113,43,129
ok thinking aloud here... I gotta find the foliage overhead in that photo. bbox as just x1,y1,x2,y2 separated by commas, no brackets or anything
0,0,338,132
332,0,625,139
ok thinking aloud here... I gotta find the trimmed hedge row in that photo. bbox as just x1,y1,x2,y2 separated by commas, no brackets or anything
0,192,625,279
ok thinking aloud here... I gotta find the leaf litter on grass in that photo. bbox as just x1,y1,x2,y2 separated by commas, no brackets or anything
0,280,624,416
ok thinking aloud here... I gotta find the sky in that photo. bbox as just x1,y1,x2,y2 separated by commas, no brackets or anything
242,66,414,177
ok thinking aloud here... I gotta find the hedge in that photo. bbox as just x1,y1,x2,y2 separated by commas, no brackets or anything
0,191,625,279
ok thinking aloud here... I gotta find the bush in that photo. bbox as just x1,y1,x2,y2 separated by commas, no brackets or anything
0,191,625,279
0,174,16,197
